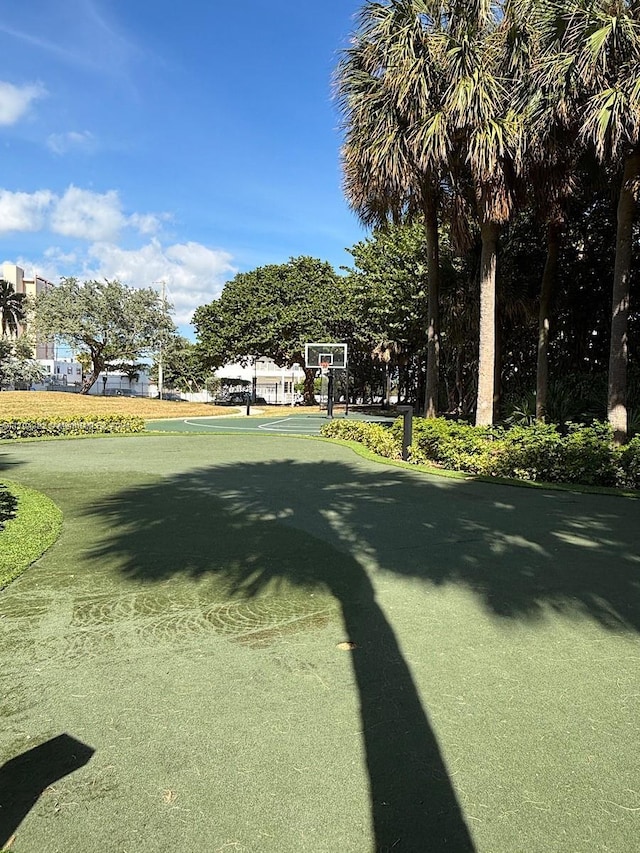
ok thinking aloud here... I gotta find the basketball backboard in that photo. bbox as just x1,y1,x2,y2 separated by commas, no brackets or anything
304,343,348,369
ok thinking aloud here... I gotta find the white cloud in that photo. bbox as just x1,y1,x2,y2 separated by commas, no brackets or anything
85,239,236,324
0,80,46,125
128,211,169,236
0,184,169,242
47,130,95,155
0,189,53,232
17,239,236,326
50,186,126,241
3,183,235,326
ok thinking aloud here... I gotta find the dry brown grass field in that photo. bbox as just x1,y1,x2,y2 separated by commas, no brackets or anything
0,391,319,420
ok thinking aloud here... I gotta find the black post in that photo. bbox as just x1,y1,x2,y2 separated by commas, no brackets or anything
246,392,251,416
327,372,334,418
397,405,413,461
345,364,349,417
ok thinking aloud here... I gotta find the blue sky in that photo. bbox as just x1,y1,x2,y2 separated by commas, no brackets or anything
0,0,367,333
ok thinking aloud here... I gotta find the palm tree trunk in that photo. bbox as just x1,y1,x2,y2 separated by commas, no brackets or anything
475,221,499,426
608,149,640,445
493,316,502,423
536,221,561,422
423,192,440,418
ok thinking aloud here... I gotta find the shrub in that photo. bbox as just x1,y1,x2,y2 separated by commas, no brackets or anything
559,422,619,486
321,415,639,491
492,421,621,485
491,422,563,481
320,420,401,459
410,417,498,474
0,415,145,439
619,436,640,489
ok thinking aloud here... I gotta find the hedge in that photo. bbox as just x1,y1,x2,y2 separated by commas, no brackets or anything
0,415,145,439
321,417,640,490
321,419,402,459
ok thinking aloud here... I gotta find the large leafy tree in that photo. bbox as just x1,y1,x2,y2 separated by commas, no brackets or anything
0,279,26,337
193,257,347,404
345,218,457,405
149,336,212,393
34,278,175,394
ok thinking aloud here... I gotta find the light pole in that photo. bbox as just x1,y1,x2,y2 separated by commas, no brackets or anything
154,280,166,400
252,356,257,403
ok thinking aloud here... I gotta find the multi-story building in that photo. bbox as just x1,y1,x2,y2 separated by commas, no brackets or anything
1,262,55,358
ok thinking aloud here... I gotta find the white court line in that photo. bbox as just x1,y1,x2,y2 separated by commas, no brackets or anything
182,420,263,431
180,417,323,433
256,417,314,431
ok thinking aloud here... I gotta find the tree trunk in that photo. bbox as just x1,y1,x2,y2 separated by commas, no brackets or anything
536,221,561,421
493,316,502,423
455,349,464,415
608,149,640,445
302,367,317,405
423,193,440,418
81,353,105,395
384,362,391,409
475,221,499,426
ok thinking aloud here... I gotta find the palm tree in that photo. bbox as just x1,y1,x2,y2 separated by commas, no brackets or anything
536,0,640,442
335,0,450,417
441,1,525,425
0,278,26,337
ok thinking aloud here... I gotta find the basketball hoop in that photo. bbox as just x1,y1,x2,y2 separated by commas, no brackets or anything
320,360,330,376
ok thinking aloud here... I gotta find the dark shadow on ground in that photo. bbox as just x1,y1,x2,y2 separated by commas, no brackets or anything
0,734,94,846
0,453,23,475
83,458,640,848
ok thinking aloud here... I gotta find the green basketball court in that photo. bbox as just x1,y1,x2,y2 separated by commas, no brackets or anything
146,412,393,435
1,432,638,852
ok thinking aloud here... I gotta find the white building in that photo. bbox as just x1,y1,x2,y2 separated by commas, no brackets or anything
36,357,83,389
215,357,305,405
86,365,152,397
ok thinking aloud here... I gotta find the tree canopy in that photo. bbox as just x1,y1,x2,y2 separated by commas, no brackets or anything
193,257,348,402
149,336,212,393
34,278,174,394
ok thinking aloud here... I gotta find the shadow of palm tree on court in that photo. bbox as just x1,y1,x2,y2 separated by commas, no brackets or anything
84,457,640,850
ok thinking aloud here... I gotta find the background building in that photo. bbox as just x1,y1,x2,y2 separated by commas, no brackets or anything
2,262,55,358
215,357,305,405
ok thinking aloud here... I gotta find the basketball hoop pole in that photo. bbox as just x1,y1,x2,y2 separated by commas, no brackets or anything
345,363,349,417
327,370,334,418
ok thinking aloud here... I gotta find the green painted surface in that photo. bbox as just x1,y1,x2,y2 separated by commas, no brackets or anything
146,412,394,435
1,433,639,852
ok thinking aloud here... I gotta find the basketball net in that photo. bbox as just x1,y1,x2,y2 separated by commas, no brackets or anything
320,361,330,376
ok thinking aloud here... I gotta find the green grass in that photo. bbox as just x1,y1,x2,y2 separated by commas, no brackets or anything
0,480,62,590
